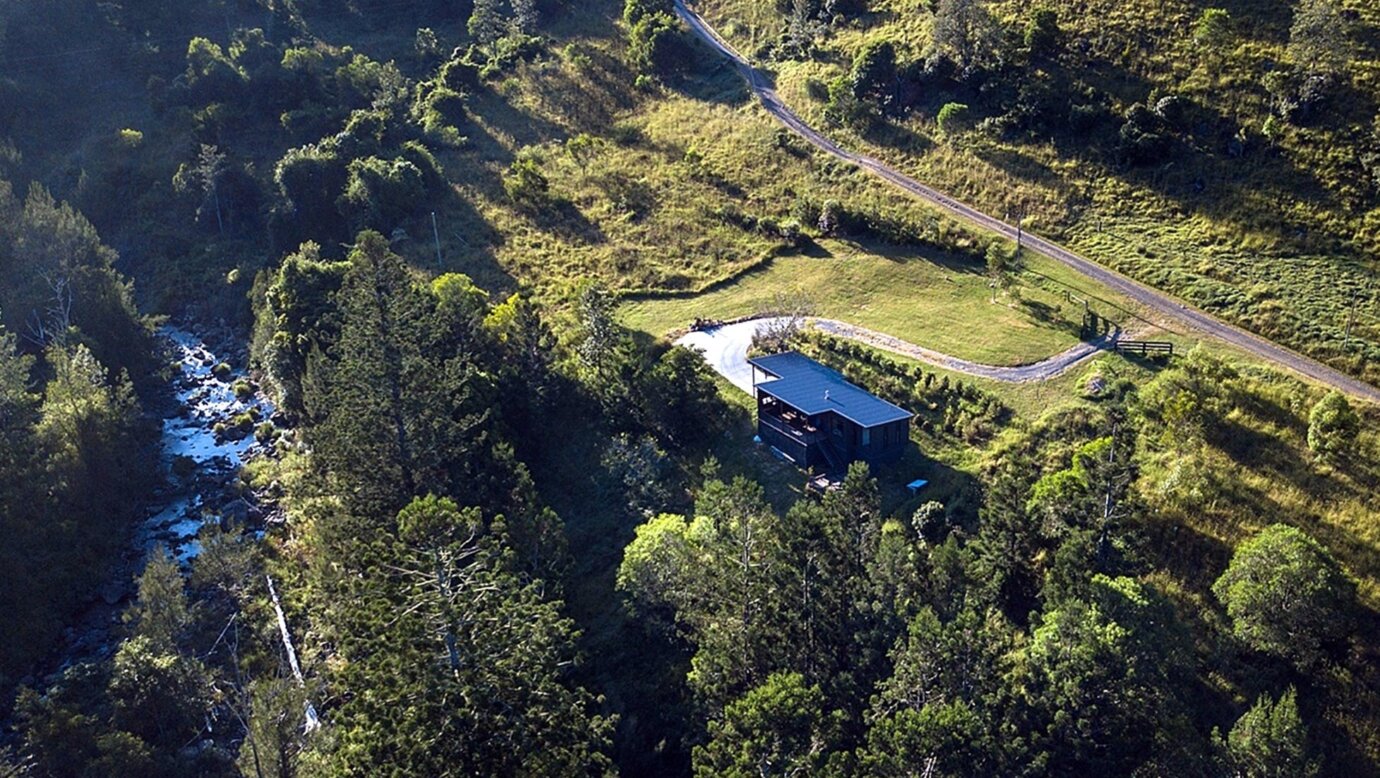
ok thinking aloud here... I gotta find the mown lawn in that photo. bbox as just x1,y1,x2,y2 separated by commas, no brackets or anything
622,240,1087,364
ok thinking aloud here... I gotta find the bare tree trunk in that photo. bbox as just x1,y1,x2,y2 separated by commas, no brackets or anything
266,574,320,733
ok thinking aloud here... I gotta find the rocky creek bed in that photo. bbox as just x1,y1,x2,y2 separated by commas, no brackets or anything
19,323,282,689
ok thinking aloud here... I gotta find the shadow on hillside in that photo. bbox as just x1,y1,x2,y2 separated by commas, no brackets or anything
1148,518,1234,597
432,192,516,293
470,89,573,154
666,43,752,107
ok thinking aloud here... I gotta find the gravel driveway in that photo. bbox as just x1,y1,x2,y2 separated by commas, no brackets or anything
675,317,1111,393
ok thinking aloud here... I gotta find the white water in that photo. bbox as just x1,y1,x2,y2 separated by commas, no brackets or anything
134,327,276,563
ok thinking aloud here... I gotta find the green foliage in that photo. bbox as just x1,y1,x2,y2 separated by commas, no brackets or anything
124,547,191,649
237,677,308,778
107,635,213,749
1212,524,1356,669
861,606,1009,773
1306,390,1358,462
254,241,349,416
502,155,551,207
824,74,874,130
1117,103,1170,165
412,84,469,145
1288,0,1354,78
931,0,1001,74
693,672,836,777
936,102,971,137
0,181,152,381
309,495,612,775
274,143,349,235
1024,8,1061,59
1194,8,1232,49
620,465,888,715
1024,575,1195,773
849,39,897,103
340,155,426,229
438,57,481,94
624,0,673,27
1225,687,1318,778
306,231,493,517
643,345,727,448
468,0,508,45
602,433,673,517
628,12,687,76
184,37,247,105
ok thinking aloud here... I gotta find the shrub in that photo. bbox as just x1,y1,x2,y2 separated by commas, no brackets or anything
212,362,233,380
610,122,644,146
817,200,842,235
255,422,279,444
117,129,144,149
628,13,688,76
1117,103,1170,165
623,0,673,26
1194,8,1232,48
438,58,481,93
936,102,971,137
1024,9,1061,58
848,39,897,102
1307,390,1358,462
340,156,426,229
399,141,445,186
275,143,349,225
232,380,254,400
825,75,873,130
503,157,550,207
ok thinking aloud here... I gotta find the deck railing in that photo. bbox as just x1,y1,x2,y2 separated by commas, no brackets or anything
759,413,821,444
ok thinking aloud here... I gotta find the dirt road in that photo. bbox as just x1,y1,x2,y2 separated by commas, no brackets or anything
672,0,1380,404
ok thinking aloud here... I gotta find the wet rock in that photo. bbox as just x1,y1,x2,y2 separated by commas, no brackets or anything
220,498,255,525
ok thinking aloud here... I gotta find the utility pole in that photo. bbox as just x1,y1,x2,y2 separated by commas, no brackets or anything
431,211,443,271
1344,287,1359,346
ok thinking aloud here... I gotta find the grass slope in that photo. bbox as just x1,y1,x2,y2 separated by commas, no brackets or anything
688,0,1380,383
623,238,1091,365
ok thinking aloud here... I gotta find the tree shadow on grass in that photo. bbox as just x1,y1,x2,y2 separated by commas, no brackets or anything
846,238,987,277
665,39,753,107
466,88,573,156
412,181,516,294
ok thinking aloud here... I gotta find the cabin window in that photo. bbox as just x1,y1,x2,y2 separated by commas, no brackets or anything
862,428,871,446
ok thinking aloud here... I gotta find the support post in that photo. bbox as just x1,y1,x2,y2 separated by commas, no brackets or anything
1345,287,1358,345
431,211,443,271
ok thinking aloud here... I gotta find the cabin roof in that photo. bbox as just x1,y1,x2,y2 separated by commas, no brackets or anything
749,351,913,428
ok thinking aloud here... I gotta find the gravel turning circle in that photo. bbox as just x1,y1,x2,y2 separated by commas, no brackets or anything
675,317,1112,393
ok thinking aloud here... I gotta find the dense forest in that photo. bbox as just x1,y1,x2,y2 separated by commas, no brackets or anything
0,0,1378,775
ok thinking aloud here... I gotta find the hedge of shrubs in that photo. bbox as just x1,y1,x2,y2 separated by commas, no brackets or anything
797,330,1011,444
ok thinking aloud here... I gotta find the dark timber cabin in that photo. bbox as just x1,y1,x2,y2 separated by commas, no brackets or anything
749,352,913,474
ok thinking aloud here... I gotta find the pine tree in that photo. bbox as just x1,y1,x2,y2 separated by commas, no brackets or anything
1225,687,1318,777
125,546,192,648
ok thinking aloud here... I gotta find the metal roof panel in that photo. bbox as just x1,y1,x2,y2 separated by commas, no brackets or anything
750,352,913,427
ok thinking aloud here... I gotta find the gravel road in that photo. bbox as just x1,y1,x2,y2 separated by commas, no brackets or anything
675,317,1111,392
672,0,1380,404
